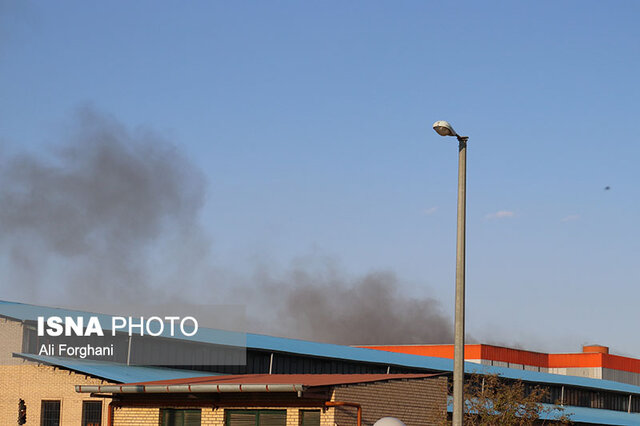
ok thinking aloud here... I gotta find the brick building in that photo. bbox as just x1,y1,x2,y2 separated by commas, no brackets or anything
1,360,112,426
5,300,640,425
0,309,216,426
75,373,448,426
0,315,113,425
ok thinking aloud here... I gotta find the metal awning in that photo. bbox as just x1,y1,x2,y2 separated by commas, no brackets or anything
76,383,304,393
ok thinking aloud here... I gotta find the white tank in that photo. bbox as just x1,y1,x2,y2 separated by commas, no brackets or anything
373,417,406,426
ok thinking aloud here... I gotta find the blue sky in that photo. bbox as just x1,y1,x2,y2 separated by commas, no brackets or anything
1,1,639,354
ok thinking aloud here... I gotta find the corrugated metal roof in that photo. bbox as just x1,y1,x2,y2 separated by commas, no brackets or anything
127,373,438,387
4,299,640,396
446,398,640,425
0,300,244,347
465,362,640,394
549,405,640,426
365,344,640,375
14,353,215,383
0,299,451,370
76,373,441,394
246,332,453,370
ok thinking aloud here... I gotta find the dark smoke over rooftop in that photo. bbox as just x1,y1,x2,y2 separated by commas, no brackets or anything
251,259,453,345
0,107,454,345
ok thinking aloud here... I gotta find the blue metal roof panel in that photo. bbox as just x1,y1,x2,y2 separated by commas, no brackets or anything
446,398,640,425
4,300,640,396
247,332,640,394
548,405,640,426
245,332,454,370
14,353,215,383
0,300,244,347
465,363,640,394
0,300,109,322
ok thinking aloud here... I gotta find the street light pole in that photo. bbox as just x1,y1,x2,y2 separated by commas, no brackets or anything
433,121,468,426
453,134,467,426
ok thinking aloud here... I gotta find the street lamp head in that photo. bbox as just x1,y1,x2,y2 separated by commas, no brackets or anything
433,120,458,137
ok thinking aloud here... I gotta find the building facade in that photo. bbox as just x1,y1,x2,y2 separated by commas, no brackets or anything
0,316,113,425
5,300,640,425
75,374,449,426
361,344,640,386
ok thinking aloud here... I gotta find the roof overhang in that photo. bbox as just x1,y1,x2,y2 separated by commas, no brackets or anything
76,383,305,394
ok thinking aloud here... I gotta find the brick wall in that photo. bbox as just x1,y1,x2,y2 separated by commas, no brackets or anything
0,362,112,425
110,378,447,426
0,317,25,365
332,377,448,426
111,395,333,426
113,403,335,426
113,405,161,425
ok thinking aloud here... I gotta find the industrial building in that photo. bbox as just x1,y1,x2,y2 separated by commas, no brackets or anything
75,373,448,425
0,311,214,425
361,344,640,386
3,300,640,425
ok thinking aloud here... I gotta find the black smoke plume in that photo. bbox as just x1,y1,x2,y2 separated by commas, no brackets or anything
0,107,453,345
0,107,207,303
252,260,453,345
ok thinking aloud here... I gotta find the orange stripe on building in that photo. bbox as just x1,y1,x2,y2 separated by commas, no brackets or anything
359,344,640,375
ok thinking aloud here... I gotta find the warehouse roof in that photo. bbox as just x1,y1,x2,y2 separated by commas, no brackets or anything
129,372,437,386
4,299,640,396
0,299,244,347
14,353,215,383
446,398,640,426
0,299,450,370
364,343,640,375
76,373,439,394
549,406,640,426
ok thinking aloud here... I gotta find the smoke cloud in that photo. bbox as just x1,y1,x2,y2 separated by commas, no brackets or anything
0,107,207,303
249,258,453,345
0,107,453,345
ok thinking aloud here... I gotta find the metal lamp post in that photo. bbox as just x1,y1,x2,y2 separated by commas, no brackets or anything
433,120,468,426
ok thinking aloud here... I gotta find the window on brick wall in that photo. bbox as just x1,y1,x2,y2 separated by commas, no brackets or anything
41,400,61,426
160,409,202,426
299,410,320,426
82,401,102,426
225,409,286,426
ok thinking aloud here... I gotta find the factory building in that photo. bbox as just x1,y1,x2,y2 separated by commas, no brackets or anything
0,312,214,425
361,344,640,386
75,373,448,426
4,300,640,425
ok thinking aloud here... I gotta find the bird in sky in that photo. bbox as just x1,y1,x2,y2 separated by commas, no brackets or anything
604,186,611,190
